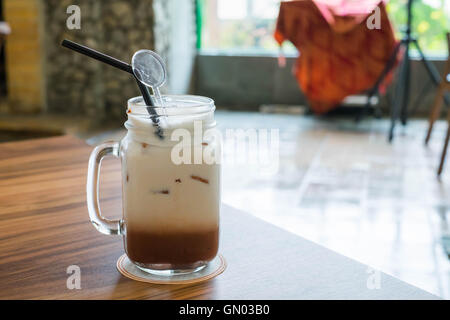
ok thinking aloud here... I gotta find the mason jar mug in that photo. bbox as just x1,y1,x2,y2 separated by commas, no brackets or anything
86,95,221,275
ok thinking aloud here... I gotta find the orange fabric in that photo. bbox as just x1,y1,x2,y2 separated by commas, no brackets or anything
274,0,398,113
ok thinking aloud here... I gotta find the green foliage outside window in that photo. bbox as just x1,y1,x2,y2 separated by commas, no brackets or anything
388,0,449,55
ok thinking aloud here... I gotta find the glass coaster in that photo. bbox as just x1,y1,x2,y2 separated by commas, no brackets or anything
117,254,226,285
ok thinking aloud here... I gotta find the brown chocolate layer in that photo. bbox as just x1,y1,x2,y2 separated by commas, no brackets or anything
124,228,219,266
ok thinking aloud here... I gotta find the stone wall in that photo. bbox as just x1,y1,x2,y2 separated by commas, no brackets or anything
2,0,197,120
42,0,156,121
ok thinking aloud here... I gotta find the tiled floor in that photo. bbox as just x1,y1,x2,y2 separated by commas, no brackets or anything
87,110,450,299
217,111,450,299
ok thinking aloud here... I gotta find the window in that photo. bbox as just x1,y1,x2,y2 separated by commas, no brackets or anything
198,0,450,56
198,0,296,54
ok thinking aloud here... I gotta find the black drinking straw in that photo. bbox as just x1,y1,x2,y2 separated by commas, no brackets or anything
61,39,163,138
62,39,133,74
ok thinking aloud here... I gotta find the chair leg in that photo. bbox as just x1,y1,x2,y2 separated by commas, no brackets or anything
438,109,450,176
425,84,445,145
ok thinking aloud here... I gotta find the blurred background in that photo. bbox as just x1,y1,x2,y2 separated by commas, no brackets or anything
0,0,449,298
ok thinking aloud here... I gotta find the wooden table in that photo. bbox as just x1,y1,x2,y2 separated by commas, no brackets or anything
0,136,438,299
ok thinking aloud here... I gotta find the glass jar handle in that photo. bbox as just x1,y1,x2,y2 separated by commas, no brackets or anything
86,141,122,235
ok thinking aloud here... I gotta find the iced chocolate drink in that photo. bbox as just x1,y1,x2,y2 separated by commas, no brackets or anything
87,95,221,275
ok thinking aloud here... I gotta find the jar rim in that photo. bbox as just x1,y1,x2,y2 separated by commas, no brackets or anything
125,95,216,139
127,94,214,113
